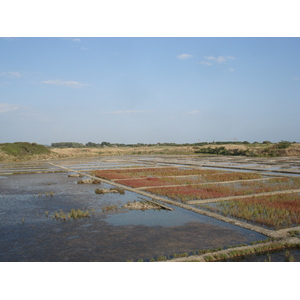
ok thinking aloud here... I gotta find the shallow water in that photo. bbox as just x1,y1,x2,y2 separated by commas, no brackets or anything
0,170,267,261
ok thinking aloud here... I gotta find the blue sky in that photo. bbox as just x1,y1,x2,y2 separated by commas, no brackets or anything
1,37,300,144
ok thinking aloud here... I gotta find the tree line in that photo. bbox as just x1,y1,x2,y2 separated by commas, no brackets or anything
50,140,295,149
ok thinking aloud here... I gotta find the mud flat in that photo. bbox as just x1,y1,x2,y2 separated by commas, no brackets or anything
1,155,299,261
0,166,264,262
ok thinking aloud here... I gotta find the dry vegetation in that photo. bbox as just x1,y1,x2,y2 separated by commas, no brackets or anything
1,142,300,162
50,145,196,158
0,146,196,162
122,200,162,210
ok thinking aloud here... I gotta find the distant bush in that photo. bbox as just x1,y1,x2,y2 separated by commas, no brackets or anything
195,147,247,156
194,142,294,157
51,141,115,148
85,142,101,147
275,140,292,149
51,142,85,148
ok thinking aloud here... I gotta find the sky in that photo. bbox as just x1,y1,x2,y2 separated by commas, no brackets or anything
1,37,300,145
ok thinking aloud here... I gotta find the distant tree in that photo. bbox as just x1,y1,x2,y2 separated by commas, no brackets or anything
51,142,84,148
101,141,112,147
85,142,100,147
276,141,291,149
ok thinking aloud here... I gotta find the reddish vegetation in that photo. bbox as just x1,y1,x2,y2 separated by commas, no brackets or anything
115,172,262,188
93,167,220,180
116,177,180,187
147,177,300,202
94,167,261,183
202,172,261,182
93,167,300,223
200,193,300,229
147,185,235,202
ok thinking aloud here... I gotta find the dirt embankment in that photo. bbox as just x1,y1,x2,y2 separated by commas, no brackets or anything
50,146,196,157
1,143,300,162
0,146,197,162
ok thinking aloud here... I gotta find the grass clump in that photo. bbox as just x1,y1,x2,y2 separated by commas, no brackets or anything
52,208,91,221
122,200,161,211
250,238,274,245
284,250,295,262
157,256,167,261
204,255,214,262
95,187,125,194
110,187,125,194
173,252,188,258
102,205,119,212
78,179,101,184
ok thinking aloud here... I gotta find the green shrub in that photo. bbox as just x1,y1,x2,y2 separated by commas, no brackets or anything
195,146,246,156
0,142,51,156
275,140,291,149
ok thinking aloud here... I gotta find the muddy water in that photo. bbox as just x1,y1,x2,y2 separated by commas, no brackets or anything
0,171,267,262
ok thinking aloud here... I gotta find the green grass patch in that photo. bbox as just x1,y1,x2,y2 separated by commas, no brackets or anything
0,142,51,157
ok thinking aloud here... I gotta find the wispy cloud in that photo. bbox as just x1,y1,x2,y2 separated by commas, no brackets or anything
198,61,213,66
205,56,235,63
104,110,151,114
293,77,300,80
0,71,22,78
0,103,22,113
62,37,81,43
42,79,90,88
199,56,235,66
177,54,192,60
186,110,201,115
